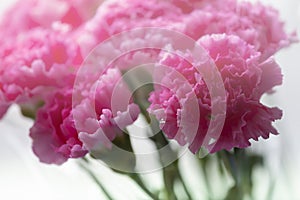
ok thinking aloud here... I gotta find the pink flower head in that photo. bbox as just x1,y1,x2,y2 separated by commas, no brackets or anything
182,0,296,60
81,0,294,61
30,89,87,165
0,0,103,36
73,68,140,152
148,34,283,153
27,46,140,164
0,0,292,164
0,25,83,118
0,0,103,72
79,0,186,52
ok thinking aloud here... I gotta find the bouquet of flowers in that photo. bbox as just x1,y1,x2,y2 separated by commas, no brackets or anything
0,0,296,199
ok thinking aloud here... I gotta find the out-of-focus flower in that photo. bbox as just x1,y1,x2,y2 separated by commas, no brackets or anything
148,34,283,153
0,0,104,113
84,0,184,37
78,0,185,56
182,0,296,60
81,0,295,60
0,25,83,118
0,0,103,36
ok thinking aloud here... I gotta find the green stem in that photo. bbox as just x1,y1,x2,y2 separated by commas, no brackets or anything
266,177,275,200
123,74,190,199
163,164,178,200
150,128,194,200
150,129,178,200
176,167,193,200
198,158,212,200
221,150,243,200
79,159,114,200
129,173,159,200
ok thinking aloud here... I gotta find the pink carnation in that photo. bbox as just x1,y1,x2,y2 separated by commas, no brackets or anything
30,68,140,164
0,26,83,118
181,0,295,59
81,0,293,60
30,89,87,165
0,0,103,36
73,68,140,152
78,0,186,53
0,0,104,79
0,0,292,163
148,34,283,153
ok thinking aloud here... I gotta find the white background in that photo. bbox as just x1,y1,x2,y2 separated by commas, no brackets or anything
0,0,300,199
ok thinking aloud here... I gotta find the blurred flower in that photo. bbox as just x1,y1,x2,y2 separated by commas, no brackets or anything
0,0,103,35
0,0,105,119
84,0,184,36
82,0,295,60
182,0,296,60
0,25,83,118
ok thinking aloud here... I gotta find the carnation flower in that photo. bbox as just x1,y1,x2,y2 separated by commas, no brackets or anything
75,0,291,154
73,68,140,153
0,26,83,118
0,0,103,36
0,0,291,164
83,0,184,38
30,89,88,165
78,0,186,54
148,34,283,153
30,68,140,164
81,0,294,61
181,0,296,60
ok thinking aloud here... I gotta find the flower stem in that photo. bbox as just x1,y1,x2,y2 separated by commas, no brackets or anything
222,151,243,200
123,77,191,199
79,159,114,200
129,173,159,200
176,167,193,200
198,158,212,200
163,163,178,200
